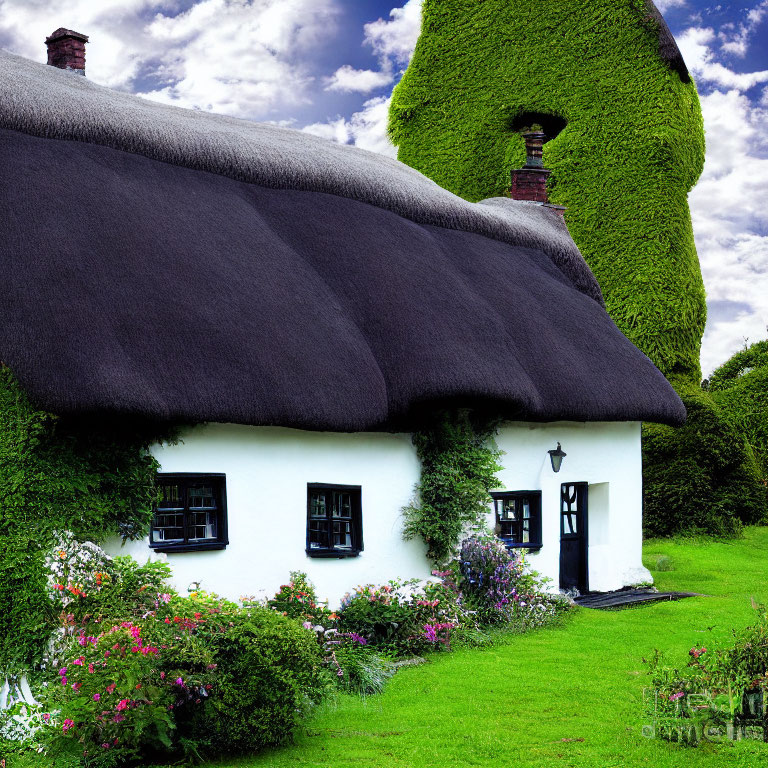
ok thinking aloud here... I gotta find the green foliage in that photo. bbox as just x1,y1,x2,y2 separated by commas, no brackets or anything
267,571,333,628
0,367,174,672
403,410,502,562
458,535,569,628
390,0,706,384
336,578,468,656
709,340,768,487
186,606,326,757
324,634,396,696
642,382,768,537
644,605,768,739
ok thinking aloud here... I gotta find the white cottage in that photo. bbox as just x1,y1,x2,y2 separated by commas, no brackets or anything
0,46,684,603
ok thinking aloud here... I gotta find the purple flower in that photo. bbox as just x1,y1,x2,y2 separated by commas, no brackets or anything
175,677,184,686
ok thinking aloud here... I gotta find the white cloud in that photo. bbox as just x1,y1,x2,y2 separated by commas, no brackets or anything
302,95,395,156
324,64,392,93
138,0,339,118
718,0,768,57
690,89,768,374
678,26,768,89
0,0,339,117
654,0,686,11
363,0,422,66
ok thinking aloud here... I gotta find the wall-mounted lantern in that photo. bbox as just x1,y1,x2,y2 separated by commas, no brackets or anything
548,442,566,473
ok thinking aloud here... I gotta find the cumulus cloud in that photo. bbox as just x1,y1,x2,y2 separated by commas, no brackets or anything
0,0,339,117
302,95,395,156
718,0,768,57
678,26,768,90
324,64,392,93
654,0,687,11
139,0,339,117
691,89,768,374
363,0,422,66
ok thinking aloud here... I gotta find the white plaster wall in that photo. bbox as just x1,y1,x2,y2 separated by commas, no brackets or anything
106,420,650,604
107,424,430,608
491,421,651,593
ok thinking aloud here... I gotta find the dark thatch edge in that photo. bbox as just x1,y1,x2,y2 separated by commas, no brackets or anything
641,0,691,83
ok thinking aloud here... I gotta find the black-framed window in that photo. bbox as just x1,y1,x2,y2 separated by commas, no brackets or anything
150,474,228,553
491,491,542,549
306,483,363,558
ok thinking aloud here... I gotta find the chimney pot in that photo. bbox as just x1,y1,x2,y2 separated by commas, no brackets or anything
46,28,89,75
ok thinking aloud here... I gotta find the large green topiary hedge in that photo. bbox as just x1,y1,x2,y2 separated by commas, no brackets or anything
389,0,706,384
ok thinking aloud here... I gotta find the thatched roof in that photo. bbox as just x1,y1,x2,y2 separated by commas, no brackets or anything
0,50,685,430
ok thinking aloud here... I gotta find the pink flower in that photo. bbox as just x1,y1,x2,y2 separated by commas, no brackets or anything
62,719,74,733
106,684,116,694
42,713,51,723
61,677,67,686
116,699,129,712
72,683,81,691
93,694,101,702
88,664,95,674
175,677,184,686
160,672,166,680
73,657,84,666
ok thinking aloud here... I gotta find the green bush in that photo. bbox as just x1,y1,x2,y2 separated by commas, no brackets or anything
643,383,768,537
644,605,768,740
267,571,333,628
709,340,768,487
337,578,468,656
184,606,326,757
323,633,396,696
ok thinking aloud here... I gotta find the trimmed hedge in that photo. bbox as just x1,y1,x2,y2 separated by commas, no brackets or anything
709,340,768,486
642,380,767,537
389,0,706,384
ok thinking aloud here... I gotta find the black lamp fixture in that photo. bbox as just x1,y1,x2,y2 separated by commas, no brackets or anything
548,442,566,473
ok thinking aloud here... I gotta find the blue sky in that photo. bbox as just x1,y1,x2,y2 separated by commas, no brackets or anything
1,0,766,375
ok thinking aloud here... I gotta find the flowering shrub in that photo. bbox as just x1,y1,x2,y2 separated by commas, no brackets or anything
267,571,334,628
644,606,768,741
44,621,189,764
337,576,470,655
30,578,327,763
458,536,568,628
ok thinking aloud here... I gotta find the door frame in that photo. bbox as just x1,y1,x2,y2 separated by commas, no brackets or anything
559,482,589,593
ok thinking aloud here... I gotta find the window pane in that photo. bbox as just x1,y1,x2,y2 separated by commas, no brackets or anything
333,520,352,548
333,492,351,519
522,500,530,519
188,509,217,541
310,492,327,518
189,486,215,509
159,484,181,507
309,519,329,549
152,511,184,544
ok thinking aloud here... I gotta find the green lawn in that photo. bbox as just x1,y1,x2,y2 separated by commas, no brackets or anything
215,529,768,768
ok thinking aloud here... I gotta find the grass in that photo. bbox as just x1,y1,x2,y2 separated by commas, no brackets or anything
213,528,768,768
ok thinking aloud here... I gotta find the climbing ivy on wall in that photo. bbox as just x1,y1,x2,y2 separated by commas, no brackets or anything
390,0,768,534
0,366,170,671
403,410,502,562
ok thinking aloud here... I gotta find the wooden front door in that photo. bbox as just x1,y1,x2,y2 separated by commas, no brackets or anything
559,482,588,593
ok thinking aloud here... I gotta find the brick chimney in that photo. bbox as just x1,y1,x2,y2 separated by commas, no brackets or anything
508,131,565,216
45,28,88,75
